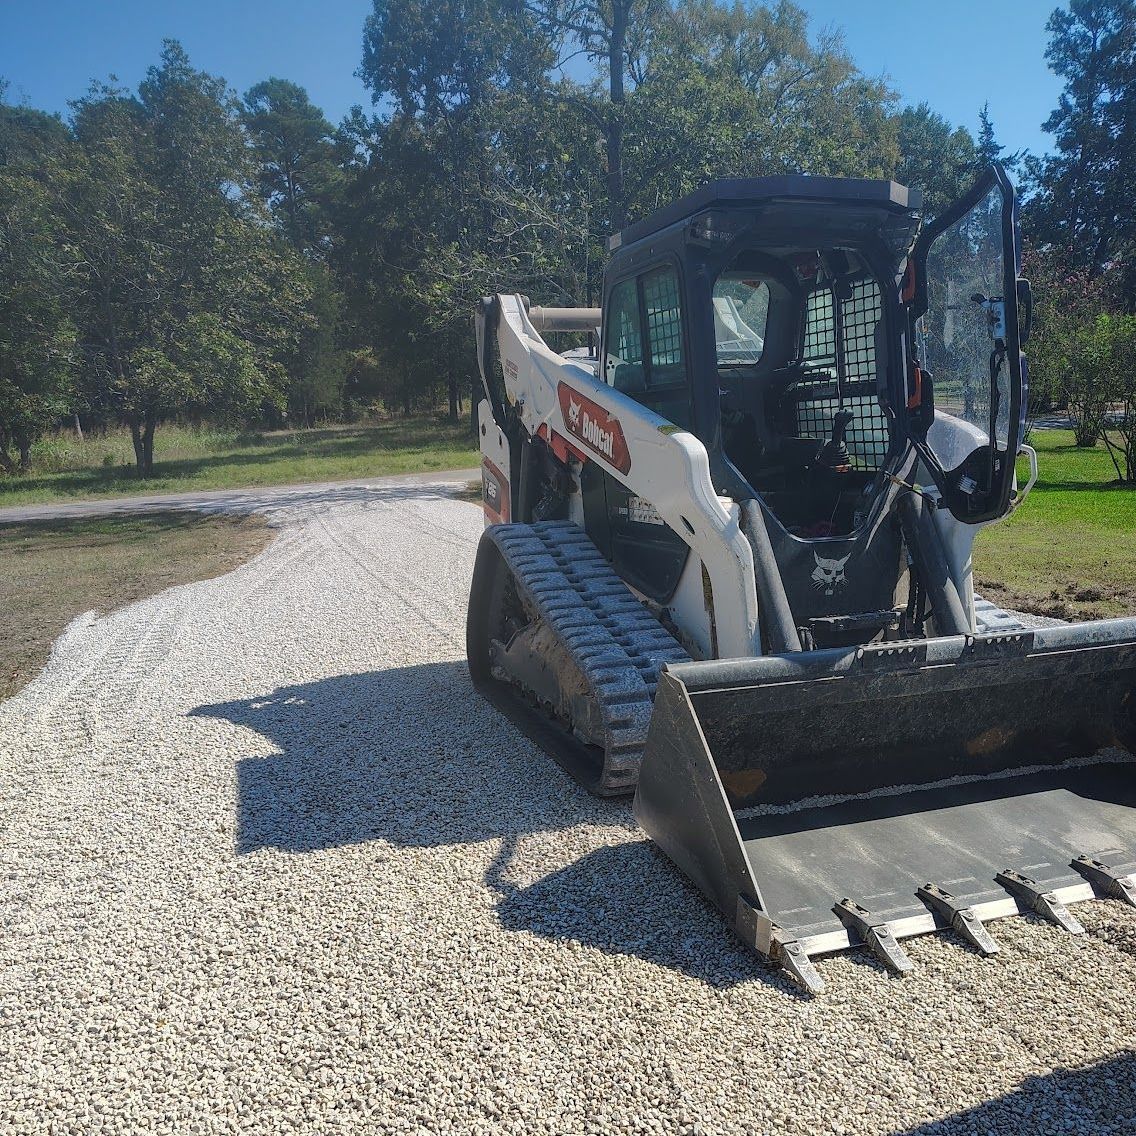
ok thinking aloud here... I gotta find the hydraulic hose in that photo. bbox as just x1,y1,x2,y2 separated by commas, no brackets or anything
896,491,970,636
740,499,803,654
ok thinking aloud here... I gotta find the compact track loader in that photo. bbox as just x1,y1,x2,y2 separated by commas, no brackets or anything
467,165,1136,993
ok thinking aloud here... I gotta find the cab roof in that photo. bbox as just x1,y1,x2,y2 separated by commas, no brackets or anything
611,176,921,251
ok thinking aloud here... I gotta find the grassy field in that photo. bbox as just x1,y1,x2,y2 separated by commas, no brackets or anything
0,512,274,701
2,420,1130,626
0,418,479,507
975,429,1136,620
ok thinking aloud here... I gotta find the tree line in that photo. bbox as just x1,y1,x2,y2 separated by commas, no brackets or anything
1,0,1134,476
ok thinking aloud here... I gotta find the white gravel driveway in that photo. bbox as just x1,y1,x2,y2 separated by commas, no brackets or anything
2,482,1135,1135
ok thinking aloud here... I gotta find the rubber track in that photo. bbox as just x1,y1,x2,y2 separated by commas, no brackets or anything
488,521,690,793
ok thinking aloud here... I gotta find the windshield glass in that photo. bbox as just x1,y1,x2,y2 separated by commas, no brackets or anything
713,275,769,366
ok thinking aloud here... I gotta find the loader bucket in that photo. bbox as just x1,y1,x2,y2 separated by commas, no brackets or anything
633,618,1136,993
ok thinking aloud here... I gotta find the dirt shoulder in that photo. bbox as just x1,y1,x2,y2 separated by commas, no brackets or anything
0,512,274,701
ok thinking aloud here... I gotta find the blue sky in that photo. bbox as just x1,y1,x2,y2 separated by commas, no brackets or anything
2,0,1063,157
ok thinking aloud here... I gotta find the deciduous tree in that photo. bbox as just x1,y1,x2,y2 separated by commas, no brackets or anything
58,44,313,475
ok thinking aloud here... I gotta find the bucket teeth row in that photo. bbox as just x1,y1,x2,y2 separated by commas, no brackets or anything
774,853,1136,994
996,869,1085,935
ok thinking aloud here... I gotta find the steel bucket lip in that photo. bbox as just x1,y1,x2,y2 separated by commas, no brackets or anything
663,613,1136,690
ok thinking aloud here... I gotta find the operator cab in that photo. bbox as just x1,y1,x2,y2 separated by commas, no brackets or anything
602,176,921,541
593,171,1027,637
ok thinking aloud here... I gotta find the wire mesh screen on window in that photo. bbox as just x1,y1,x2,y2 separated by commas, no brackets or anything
802,288,836,367
795,278,890,470
643,270,683,378
612,287,642,364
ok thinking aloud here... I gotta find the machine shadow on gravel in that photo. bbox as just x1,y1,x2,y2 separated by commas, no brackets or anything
191,662,792,992
895,1051,1136,1135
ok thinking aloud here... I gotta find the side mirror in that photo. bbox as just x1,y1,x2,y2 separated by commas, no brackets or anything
1016,278,1033,344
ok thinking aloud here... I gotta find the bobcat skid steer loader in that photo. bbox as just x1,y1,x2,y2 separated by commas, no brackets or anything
467,165,1136,993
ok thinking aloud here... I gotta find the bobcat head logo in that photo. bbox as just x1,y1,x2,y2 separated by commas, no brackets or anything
567,397,582,429
811,551,850,596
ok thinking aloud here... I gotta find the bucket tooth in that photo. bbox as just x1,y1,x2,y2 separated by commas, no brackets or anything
833,899,914,975
916,883,1000,956
774,938,826,996
996,869,1085,934
1071,856,1136,908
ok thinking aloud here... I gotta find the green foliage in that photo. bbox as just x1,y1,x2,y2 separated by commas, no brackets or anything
1095,312,1136,480
287,264,348,424
54,43,314,475
895,104,977,218
1021,245,1113,438
0,104,78,471
1022,240,1136,476
242,77,343,256
1026,1,1136,295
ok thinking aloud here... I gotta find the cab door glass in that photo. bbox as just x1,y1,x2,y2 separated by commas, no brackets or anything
910,164,1025,523
917,181,1012,459
603,279,645,393
642,266,685,384
640,265,692,429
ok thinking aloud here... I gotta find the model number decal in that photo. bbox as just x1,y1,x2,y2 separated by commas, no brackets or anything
619,496,664,526
556,383,632,474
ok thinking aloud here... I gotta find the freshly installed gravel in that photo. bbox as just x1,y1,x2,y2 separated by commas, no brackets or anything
2,481,1135,1135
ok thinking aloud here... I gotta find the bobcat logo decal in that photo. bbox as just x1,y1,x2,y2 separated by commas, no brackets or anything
555,382,632,474
811,551,850,596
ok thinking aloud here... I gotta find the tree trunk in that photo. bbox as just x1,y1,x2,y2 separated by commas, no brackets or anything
17,436,31,473
73,414,84,441
606,2,628,233
448,375,460,423
130,415,156,477
130,419,145,473
142,414,156,476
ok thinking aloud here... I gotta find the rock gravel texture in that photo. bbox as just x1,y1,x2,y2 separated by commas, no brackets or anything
2,482,1135,1136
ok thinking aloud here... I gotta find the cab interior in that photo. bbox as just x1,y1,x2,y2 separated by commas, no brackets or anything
712,245,895,539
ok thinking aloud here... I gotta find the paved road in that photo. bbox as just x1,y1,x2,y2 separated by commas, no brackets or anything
2,479,1134,1134
0,467,481,524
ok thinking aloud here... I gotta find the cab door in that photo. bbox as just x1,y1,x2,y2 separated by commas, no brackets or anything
907,163,1030,522
592,264,692,602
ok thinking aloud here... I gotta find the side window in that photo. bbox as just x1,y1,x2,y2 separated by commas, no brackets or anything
603,264,692,430
604,279,645,393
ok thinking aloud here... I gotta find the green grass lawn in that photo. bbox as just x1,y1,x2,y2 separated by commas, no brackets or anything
974,429,1136,620
0,417,479,507
3,418,1130,621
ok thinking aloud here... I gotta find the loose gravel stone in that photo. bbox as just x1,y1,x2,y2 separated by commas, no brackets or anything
2,481,1135,1135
